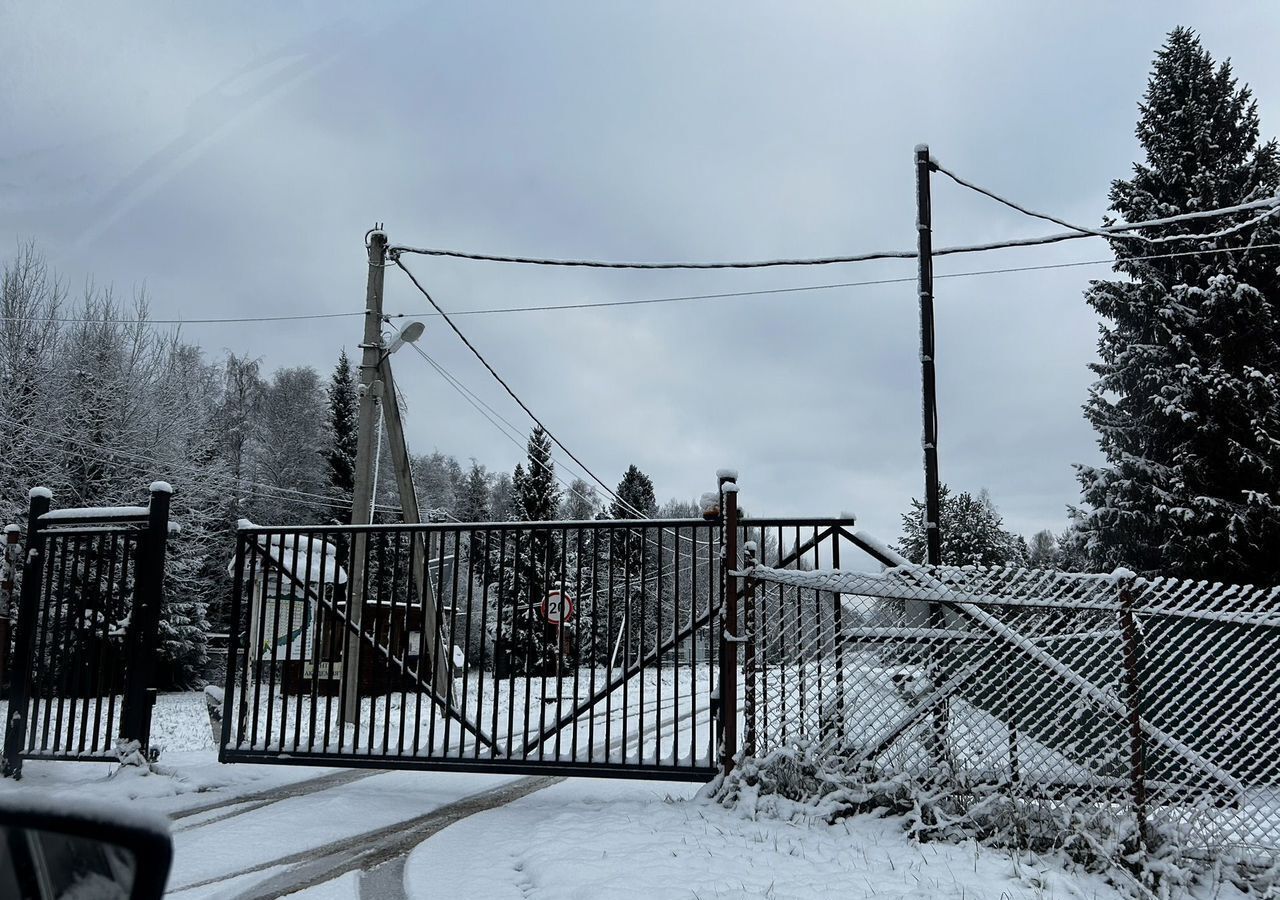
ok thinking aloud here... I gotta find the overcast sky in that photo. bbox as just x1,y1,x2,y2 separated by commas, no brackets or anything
3,2,1279,544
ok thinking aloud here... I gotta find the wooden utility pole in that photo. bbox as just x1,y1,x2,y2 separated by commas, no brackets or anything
378,359,454,704
916,145,942,567
341,228,388,724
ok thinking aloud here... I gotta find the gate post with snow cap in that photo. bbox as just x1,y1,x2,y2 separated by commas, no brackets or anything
718,469,740,775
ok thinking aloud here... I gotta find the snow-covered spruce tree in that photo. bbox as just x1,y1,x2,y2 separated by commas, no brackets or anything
1076,28,1280,582
610,464,657,519
493,428,564,675
895,485,1025,567
324,349,357,521
458,460,491,523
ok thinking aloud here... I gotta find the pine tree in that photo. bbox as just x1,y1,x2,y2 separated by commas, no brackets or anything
515,427,560,522
610,465,657,519
458,461,492,522
895,485,1024,567
1076,28,1280,582
324,350,357,514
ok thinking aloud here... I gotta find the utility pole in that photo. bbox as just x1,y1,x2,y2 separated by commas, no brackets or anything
341,227,388,724
378,358,454,704
916,145,942,567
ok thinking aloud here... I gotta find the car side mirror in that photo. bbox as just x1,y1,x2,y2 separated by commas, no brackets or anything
0,794,172,899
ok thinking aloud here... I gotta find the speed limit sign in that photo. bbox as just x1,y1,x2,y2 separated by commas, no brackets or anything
542,588,575,625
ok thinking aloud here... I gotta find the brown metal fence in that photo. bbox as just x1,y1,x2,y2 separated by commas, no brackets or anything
740,532,1280,866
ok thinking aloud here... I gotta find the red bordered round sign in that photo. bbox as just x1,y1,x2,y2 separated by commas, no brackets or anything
542,588,575,625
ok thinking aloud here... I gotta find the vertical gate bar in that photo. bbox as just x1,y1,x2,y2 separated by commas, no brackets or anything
109,534,135,754
52,533,83,753
689,526,699,766
637,528,648,765
474,528,493,759
410,527,427,756
654,527,663,765
31,534,59,753
535,527,552,761
306,530,326,752
672,526,682,765
794,526,805,734
448,532,468,757
832,533,844,743
41,533,71,752
281,532,301,751
239,542,260,751
495,528,512,756
367,532,384,754
88,531,115,754
248,538,270,750
427,532,448,754
459,528,479,758
569,528,583,763
57,534,83,754
553,525,569,762
223,530,246,758
296,528,317,752
812,526,821,736
376,532,391,757
521,527,536,760
394,529,409,757
71,532,99,754
621,528,632,764
742,539,756,759
585,528,599,764
603,527,616,764
263,533,286,752
322,537,339,753
3,489,51,778
505,529,520,757
80,532,107,754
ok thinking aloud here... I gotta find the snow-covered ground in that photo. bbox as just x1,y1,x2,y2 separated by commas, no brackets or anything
404,778,1129,900
0,690,1179,898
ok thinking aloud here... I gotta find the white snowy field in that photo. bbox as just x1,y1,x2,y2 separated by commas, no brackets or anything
404,778,1130,900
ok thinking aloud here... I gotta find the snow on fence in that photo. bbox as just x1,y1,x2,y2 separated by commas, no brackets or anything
740,549,1280,867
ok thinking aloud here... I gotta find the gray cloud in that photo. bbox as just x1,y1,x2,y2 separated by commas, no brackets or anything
4,0,1279,544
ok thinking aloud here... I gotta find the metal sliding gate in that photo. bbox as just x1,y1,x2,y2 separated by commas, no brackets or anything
221,515,735,780
2,485,172,778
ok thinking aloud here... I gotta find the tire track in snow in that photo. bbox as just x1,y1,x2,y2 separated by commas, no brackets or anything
168,774,563,899
170,768,383,832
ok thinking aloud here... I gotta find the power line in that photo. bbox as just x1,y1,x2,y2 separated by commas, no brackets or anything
394,242,1280,318
0,311,411,327
391,256,647,519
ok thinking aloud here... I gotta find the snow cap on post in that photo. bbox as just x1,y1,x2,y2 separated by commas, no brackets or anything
715,468,738,481
28,487,52,501
149,481,173,494
721,482,739,494
3,524,18,534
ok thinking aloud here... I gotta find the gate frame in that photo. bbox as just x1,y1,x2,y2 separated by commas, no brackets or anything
2,484,172,778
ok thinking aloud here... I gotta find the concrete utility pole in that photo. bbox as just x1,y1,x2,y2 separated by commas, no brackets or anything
378,357,453,703
341,228,389,724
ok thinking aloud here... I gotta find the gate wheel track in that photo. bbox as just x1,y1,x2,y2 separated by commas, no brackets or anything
168,774,563,898
170,768,384,831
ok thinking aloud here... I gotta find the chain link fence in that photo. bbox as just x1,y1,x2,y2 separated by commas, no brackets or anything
740,541,1280,872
